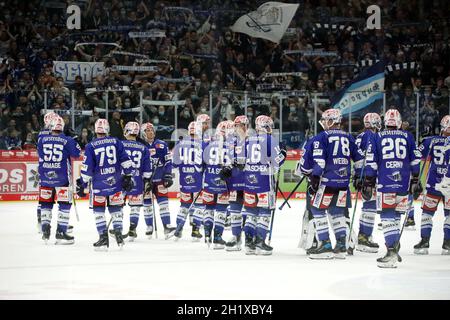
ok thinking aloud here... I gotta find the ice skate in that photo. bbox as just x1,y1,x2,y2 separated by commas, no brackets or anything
37,216,42,234
145,226,153,239
213,233,226,250
114,229,124,249
191,225,202,242
333,237,347,259
67,225,74,234
42,224,51,244
306,237,318,255
93,231,109,251
244,234,256,255
377,247,402,268
173,225,183,241
124,223,137,242
356,233,379,253
309,240,334,259
255,236,273,256
442,239,450,255
204,227,212,248
164,225,176,239
225,235,242,252
413,237,430,255
405,217,416,230
55,231,74,245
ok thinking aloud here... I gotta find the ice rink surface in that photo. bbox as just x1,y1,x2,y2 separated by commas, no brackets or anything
0,199,449,300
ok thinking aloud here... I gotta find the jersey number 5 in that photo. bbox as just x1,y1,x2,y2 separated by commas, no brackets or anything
43,144,63,162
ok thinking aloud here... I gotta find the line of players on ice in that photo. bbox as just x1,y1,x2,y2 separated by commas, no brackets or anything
36,107,450,268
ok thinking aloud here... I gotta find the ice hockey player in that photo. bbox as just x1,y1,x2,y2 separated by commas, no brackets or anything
201,120,234,248
243,115,286,255
76,118,134,250
37,115,81,244
220,115,249,251
364,109,422,267
172,121,205,240
196,114,211,142
140,122,176,239
417,115,450,255
36,111,58,233
120,122,153,241
306,108,364,260
353,113,381,253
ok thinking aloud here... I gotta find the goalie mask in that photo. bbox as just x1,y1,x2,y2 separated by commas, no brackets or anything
363,113,382,131
384,109,402,129
95,118,110,134
319,109,342,130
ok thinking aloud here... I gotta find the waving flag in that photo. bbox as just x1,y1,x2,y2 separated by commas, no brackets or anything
331,60,385,116
231,2,299,43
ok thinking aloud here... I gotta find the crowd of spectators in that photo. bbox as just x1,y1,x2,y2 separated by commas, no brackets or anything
0,0,449,150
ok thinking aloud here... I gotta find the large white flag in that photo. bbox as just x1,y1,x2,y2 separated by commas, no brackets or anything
230,2,299,43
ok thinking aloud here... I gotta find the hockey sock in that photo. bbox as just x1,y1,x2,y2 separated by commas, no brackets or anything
420,210,434,238
359,200,376,236
40,203,53,228
37,204,41,221
256,213,271,240
93,207,107,234
130,206,140,226
176,205,189,229
203,207,214,232
157,196,171,226
444,210,450,240
57,202,71,233
311,208,329,241
192,204,205,227
380,210,400,248
143,205,154,227
243,210,256,237
109,206,123,232
407,195,415,219
214,207,227,236
229,201,243,236
329,213,346,240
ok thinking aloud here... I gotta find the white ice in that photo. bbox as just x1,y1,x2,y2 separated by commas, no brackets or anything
0,199,449,300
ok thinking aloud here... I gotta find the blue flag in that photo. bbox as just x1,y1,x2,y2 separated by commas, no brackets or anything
331,60,385,116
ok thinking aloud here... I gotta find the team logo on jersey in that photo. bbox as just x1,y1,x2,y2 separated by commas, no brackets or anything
213,177,225,186
247,174,258,184
184,175,195,184
387,171,402,182
45,171,58,179
156,143,164,149
150,148,156,156
334,167,348,177
104,176,116,186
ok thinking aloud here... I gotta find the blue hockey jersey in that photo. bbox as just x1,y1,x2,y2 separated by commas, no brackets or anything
203,137,232,194
172,137,204,193
299,137,315,176
419,135,447,190
366,130,421,193
311,129,364,188
122,139,152,195
354,130,376,177
244,133,285,194
228,135,247,191
81,137,133,196
147,139,172,183
38,133,81,187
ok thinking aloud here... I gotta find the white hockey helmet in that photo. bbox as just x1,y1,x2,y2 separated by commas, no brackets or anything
440,115,450,134
43,111,57,129
234,115,249,126
255,115,274,133
216,120,234,137
49,115,64,132
384,109,402,129
124,121,140,137
319,108,342,130
95,118,110,134
196,114,210,123
140,122,155,139
188,121,197,136
363,112,382,130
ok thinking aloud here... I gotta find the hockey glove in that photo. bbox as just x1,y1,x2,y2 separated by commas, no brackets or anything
307,175,320,195
279,141,287,159
163,173,173,188
362,176,376,201
122,175,134,192
352,175,362,191
76,178,87,198
233,159,246,171
410,175,423,200
144,178,153,194
219,166,233,179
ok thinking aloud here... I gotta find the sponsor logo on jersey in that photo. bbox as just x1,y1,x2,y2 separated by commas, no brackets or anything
247,174,258,184
334,167,348,177
387,171,402,182
104,176,116,186
184,175,195,184
150,148,156,156
44,171,58,179
40,188,53,200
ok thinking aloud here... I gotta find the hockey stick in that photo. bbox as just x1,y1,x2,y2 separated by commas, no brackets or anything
277,185,291,208
278,175,306,210
268,167,281,246
150,158,161,239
